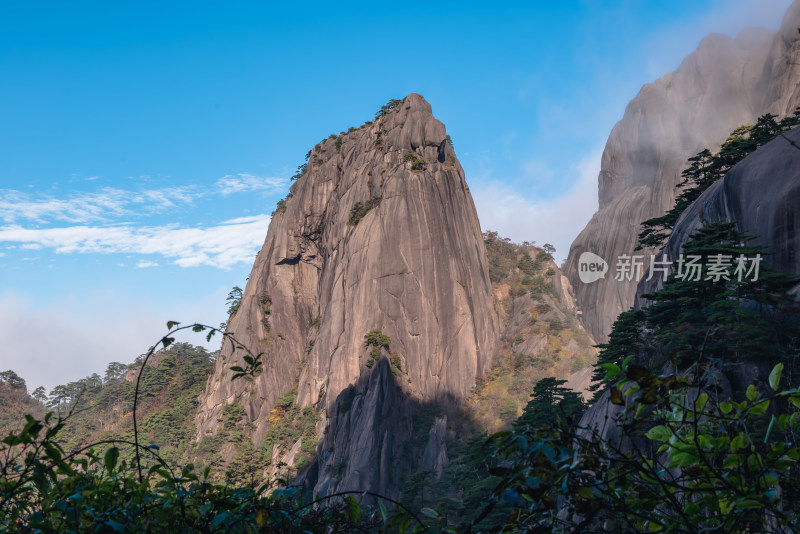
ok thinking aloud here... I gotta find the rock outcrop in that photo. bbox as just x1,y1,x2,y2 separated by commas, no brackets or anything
195,94,498,497
565,0,800,341
581,115,800,458
636,124,800,301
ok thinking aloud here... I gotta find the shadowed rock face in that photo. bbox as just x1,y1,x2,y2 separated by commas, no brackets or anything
195,93,498,496
565,0,800,342
636,125,800,302
581,122,800,459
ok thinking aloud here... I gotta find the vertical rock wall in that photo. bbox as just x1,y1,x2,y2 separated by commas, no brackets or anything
566,0,800,341
196,94,498,496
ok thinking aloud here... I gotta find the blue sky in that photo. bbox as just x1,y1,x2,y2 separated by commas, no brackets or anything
0,0,792,392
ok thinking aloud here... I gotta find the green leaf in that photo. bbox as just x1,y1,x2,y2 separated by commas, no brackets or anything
104,520,126,532
343,496,360,522
769,363,784,391
212,512,229,527
104,447,119,475
377,500,388,522
694,392,708,412
599,363,621,381
746,384,757,402
162,336,174,348
420,507,439,519
166,320,179,329
668,452,697,468
622,354,634,370
731,433,750,451
736,499,762,510
645,425,671,442
749,399,769,415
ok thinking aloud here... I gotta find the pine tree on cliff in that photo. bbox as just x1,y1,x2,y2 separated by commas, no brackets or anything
637,111,800,250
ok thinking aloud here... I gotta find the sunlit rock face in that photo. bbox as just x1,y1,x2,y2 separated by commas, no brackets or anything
566,0,800,342
196,93,498,497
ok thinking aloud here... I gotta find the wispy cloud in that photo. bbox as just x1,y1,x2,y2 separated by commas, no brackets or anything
216,173,288,196
473,149,601,264
0,174,287,226
0,215,270,269
0,173,289,269
0,186,203,224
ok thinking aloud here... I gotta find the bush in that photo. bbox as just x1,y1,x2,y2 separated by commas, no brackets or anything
347,197,382,226
375,97,403,118
403,152,425,171
364,330,391,349
291,162,307,181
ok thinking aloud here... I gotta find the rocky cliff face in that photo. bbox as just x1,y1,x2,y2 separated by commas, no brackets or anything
195,94,498,497
565,0,800,341
636,124,800,301
580,122,800,449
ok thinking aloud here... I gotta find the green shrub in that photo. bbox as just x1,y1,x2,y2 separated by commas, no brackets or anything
291,162,307,181
347,197,382,226
222,403,246,430
364,330,391,349
375,97,403,118
403,152,425,171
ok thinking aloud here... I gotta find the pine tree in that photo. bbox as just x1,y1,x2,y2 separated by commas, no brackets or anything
637,111,800,250
513,377,585,431
589,308,646,402
644,221,798,368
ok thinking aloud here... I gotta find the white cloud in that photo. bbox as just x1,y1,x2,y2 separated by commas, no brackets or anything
0,186,204,224
473,149,601,264
0,174,288,227
136,260,159,268
0,214,270,269
216,173,288,196
0,288,228,393
0,188,129,224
